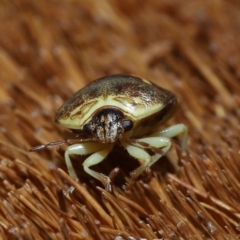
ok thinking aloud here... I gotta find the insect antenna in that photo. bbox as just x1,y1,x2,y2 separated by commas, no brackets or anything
29,137,98,152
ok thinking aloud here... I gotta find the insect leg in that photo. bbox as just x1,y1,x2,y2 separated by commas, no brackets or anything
151,123,187,150
131,137,172,167
65,142,105,179
121,141,151,179
82,144,113,188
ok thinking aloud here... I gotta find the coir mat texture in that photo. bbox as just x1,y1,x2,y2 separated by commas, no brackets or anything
0,1,240,239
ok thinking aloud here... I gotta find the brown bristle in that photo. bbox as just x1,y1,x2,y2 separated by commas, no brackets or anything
0,1,239,239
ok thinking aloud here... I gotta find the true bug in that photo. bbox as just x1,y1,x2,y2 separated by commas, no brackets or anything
31,74,187,189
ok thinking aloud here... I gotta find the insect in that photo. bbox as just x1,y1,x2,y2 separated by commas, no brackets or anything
30,74,187,190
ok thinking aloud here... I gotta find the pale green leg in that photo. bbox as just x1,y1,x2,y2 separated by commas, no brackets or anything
64,142,106,179
121,137,171,178
121,142,151,179
151,123,187,150
82,144,113,186
134,137,171,166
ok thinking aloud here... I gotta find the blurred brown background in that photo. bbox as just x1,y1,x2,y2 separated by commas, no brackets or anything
0,1,240,239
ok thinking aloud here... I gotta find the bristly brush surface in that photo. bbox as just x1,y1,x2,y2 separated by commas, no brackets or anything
0,1,240,239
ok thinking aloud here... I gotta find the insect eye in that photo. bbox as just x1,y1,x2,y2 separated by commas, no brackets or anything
122,119,133,132
83,123,92,134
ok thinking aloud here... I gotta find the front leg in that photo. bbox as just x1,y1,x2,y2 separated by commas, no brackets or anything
121,141,151,179
64,142,106,180
121,137,171,179
131,137,171,167
82,144,113,189
151,123,187,150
